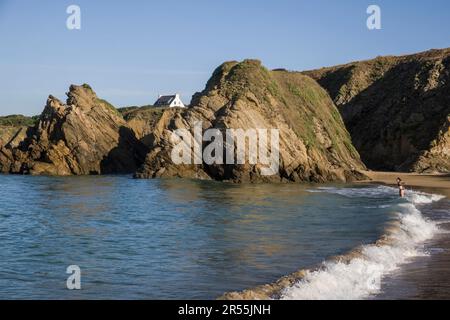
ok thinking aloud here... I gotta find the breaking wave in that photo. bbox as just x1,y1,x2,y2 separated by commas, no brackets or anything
280,186,444,300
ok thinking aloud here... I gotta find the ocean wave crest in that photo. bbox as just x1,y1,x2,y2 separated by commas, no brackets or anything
281,189,441,300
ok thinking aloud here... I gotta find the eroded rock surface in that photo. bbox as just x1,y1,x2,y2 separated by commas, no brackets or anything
0,85,148,175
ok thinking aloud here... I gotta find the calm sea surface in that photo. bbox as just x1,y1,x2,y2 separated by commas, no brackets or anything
0,175,448,299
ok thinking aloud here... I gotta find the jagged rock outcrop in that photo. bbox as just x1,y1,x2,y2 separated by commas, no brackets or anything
0,84,148,175
119,106,167,147
305,48,450,173
135,59,366,182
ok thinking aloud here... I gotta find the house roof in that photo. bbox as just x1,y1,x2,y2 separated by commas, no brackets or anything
154,95,176,106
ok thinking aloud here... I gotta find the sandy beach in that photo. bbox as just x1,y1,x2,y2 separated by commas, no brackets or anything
361,171,450,197
356,171,450,300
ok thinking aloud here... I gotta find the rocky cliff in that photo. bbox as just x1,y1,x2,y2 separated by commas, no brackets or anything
0,84,148,175
305,48,450,173
135,59,366,182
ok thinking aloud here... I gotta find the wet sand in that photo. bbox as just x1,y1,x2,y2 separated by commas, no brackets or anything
363,171,450,300
374,220,450,299
361,171,450,197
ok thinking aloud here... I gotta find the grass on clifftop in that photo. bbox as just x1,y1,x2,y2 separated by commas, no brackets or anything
119,105,167,122
0,114,38,127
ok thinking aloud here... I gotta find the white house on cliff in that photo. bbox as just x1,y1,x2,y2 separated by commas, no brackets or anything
154,94,186,108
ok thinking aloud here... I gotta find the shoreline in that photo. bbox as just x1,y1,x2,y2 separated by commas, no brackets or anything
221,175,449,300
360,171,450,197
352,171,450,299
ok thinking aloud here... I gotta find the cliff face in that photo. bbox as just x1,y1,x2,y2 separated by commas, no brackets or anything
135,60,366,182
0,126,27,149
305,48,450,173
0,85,148,175
119,106,166,147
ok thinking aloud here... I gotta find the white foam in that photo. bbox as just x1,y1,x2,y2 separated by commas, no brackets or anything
281,188,443,300
310,185,445,204
310,186,396,199
407,192,445,204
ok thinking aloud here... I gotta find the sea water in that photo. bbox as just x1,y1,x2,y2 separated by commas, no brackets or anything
0,175,447,299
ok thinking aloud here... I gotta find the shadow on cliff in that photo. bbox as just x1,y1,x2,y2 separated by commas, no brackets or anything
100,126,150,174
337,57,450,171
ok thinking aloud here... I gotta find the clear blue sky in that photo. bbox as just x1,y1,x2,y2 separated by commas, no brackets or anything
1,0,449,116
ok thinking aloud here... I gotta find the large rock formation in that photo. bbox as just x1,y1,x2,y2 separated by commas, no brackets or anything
0,84,148,175
135,59,366,182
305,48,450,173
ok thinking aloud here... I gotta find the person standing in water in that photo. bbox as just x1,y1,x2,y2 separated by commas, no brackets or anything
397,177,406,197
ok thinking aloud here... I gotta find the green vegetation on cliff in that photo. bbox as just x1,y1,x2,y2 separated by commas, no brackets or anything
196,59,360,160
0,115,38,127
118,105,166,121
